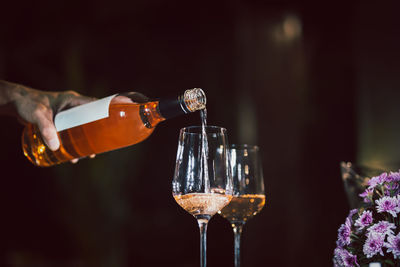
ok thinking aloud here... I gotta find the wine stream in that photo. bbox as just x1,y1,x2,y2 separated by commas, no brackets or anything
200,109,210,193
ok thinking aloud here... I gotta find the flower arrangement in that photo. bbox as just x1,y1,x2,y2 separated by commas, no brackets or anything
334,171,400,267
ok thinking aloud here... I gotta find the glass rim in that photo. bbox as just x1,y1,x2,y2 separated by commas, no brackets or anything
230,144,260,151
180,125,227,134
340,161,395,176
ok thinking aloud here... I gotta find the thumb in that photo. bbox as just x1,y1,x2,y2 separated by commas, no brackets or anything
36,116,60,151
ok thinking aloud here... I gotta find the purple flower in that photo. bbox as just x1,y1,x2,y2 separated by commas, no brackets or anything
354,210,373,230
333,247,345,267
363,232,385,258
375,196,398,217
333,169,400,265
367,221,396,236
337,218,352,247
359,188,374,203
333,247,345,266
342,250,359,267
386,182,400,193
397,195,400,213
387,171,400,182
368,173,387,189
333,247,359,267
347,209,358,223
384,173,400,195
385,232,400,259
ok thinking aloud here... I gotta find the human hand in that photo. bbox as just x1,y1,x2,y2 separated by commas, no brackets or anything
12,87,95,151
1,81,138,164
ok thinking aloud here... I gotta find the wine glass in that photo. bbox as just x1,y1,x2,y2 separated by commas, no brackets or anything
172,126,233,267
340,161,387,209
218,144,266,267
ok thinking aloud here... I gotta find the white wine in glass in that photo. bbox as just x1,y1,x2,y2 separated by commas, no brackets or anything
218,144,266,267
219,194,265,223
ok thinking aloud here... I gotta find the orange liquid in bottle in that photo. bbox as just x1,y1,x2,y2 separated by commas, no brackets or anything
22,100,164,167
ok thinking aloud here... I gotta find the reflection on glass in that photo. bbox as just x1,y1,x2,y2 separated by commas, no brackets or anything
218,144,266,267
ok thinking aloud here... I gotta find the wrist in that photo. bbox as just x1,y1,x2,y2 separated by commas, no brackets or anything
0,80,30,115
0,80,22,102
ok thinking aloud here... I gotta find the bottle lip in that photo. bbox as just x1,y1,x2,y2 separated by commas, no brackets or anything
181,88,206,112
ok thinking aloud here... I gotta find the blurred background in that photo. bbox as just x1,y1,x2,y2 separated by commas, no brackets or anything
1,1,400,266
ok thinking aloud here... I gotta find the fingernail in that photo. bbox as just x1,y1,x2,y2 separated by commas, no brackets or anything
48,138,60,151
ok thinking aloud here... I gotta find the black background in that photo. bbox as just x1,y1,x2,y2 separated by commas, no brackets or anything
1,1,399,266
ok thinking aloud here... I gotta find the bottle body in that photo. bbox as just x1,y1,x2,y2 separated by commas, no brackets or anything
22,98,165,167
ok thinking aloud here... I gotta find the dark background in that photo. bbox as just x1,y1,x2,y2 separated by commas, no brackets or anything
1,1,400,266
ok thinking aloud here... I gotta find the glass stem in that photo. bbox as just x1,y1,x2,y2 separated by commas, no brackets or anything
232,223,244,267
198,219,209,267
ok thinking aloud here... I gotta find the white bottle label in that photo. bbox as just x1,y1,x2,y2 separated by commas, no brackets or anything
55,94,117,132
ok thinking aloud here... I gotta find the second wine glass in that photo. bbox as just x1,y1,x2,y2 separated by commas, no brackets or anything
218,144,266,267
172,126,233,267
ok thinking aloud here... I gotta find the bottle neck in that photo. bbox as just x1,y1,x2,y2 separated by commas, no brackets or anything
158,96,190,119
158,88,206,119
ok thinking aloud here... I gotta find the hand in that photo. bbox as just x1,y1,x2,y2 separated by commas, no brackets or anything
13,87,95,151
1,81,135,164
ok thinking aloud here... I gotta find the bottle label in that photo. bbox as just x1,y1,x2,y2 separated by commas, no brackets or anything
55,94,117,132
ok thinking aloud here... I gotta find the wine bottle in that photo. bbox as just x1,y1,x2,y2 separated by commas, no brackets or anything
22,88,206,167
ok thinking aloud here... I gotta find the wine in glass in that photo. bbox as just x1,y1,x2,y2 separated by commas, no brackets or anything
172,126,233,267
218,144,265,267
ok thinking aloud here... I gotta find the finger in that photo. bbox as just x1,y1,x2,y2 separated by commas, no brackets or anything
113,95,134,104
34,111,60,151
70,155,94,163
67,95,97,106
123,92,149,103
56,92,97,112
